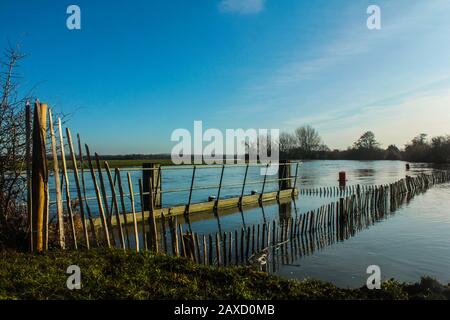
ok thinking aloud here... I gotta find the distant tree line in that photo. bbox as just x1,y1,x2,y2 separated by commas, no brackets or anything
279,125,450,163
98,127,450,164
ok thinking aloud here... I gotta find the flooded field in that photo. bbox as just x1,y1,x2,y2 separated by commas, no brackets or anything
49,160,450,287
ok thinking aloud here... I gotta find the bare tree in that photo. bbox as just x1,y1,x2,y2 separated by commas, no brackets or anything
294,125,322,153
0,45,30,249
279,132,297,152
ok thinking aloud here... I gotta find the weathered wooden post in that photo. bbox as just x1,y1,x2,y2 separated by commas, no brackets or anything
31,101,48,252
143,163,161,210
279,160,291,190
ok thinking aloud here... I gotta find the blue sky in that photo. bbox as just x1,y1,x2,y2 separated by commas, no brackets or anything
1,0,449,153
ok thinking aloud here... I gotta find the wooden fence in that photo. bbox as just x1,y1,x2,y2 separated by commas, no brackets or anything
27,101,300,252
154,171,450,269
27,101,450,260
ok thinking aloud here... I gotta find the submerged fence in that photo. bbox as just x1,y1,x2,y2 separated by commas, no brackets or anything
155,171,450,269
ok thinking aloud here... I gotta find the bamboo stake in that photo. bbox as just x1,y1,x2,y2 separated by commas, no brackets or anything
139,179,148,251
188,232,196,261
203,234,207,265
95,153,112,232
160,211,167,253
168,214,179,256
127,172,139,252
58,120,77,249
66,128,90,249
244,226,249,260
228,231,232,264
208,234,213,266
77,134,97,245
251,225,255,253
105,161,125,249
116,168,131,249
257,224,260,251
234,229,239,264
242,227,246,261
85,144,111,247
48,109,65,249
195,233,201,263
148,175,158,252
179,224,186,257
222,232,227,266
215,233,221,267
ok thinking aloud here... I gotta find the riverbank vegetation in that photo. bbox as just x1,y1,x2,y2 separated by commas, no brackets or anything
1,249,450,300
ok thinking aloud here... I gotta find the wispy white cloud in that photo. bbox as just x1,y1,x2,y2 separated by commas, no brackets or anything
249,1,450,93
218,0,265,15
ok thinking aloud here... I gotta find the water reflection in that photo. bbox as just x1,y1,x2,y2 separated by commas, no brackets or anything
267,190,422,274
353,168,375,178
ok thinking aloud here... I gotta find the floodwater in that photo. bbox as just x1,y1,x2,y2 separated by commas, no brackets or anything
183,161,450,287
49,160,450,287
274,181,450,287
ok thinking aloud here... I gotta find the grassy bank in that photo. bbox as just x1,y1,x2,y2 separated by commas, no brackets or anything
1,249,449,300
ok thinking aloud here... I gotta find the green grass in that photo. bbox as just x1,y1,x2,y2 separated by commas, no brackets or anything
1,249,450,300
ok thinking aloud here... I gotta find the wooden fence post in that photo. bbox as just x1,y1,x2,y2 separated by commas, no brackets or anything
279,160,291,190
31,101,48,253
143,163,161,210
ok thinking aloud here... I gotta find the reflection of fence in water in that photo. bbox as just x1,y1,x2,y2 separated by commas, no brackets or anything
165,171,450,270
